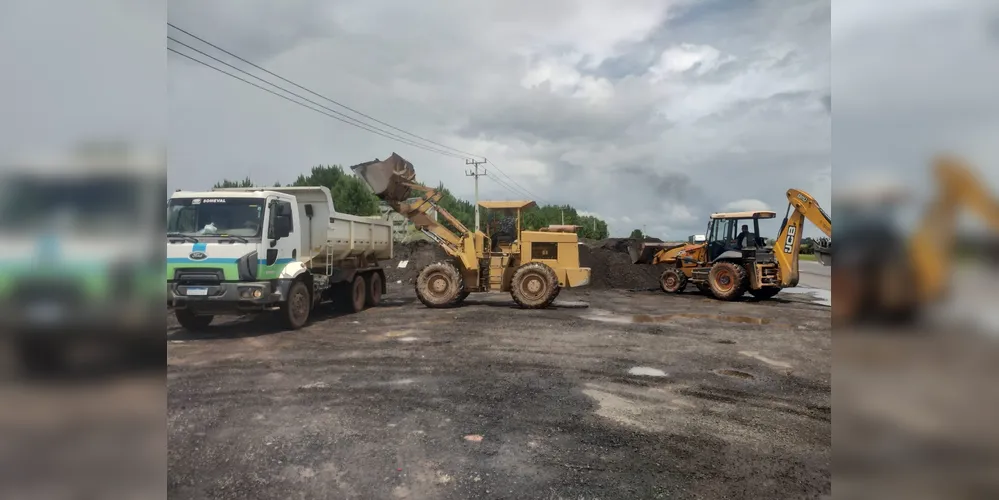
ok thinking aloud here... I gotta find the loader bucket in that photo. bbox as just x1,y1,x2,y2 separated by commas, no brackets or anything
350,152,416,204
629,241,670,264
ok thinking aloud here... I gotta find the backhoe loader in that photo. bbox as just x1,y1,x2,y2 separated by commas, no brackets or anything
630,189,832,301
350,153,590,309
829,155,999,325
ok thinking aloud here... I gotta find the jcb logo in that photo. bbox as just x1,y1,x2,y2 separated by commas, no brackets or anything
783,225,797,253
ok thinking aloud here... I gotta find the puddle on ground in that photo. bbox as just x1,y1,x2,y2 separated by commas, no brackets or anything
583,309,771,325
739,350,793,369
714,369,755,380
628,366,667,377
716,339,737,344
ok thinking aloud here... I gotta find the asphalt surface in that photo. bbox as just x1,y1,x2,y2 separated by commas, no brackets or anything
168,287,831,499
798,261,831,291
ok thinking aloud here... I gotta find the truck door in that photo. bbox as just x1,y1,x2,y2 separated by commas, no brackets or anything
262,198,297,278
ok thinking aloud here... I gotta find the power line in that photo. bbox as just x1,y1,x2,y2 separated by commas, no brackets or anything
167,40,469,161
167,23,535,201
168,23,486,160
484,159,552,205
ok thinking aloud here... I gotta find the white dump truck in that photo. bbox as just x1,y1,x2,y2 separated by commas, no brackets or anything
167,186,392,330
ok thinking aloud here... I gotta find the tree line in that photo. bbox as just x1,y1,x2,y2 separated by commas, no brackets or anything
212,164,610,240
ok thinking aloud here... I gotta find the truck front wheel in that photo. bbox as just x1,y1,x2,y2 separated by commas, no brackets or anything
175,309,213,331
280,280,311,329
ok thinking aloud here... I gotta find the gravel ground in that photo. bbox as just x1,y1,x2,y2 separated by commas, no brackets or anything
168,286,830,499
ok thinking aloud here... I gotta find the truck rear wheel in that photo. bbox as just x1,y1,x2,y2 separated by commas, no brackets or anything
175,309,213,331
510,262,560,309
348,275,367,313
415,261,463,308
709,261,748,301
280,280,311,329
365,272,383,308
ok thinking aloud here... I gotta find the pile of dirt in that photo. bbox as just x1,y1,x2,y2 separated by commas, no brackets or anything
385,237,672,291
579,242,669,290
385,239,448,285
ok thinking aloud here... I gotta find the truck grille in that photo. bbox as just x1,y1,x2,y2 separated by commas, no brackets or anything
173,268,224,285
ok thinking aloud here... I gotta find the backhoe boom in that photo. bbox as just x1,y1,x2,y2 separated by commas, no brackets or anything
774,189,833,287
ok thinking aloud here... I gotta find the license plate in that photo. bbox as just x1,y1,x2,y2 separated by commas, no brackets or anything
187,288,208,296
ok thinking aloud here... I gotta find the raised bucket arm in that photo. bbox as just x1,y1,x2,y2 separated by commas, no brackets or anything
351,153,470,254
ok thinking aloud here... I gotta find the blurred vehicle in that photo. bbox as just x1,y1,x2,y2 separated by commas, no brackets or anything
0,143,165,373
830,155,999,326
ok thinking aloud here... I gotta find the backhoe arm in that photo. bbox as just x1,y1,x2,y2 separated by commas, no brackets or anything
908,155,999,303
774,189,833,287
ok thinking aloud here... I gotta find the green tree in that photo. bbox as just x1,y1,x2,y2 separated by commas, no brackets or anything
212,165,610,231
213,177,254,189
629,229,644,240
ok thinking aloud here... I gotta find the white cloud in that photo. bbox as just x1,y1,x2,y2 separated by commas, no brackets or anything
723,199,772,213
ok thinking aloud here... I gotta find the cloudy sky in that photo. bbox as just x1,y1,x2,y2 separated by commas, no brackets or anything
3,1,996,239
166,0,831,238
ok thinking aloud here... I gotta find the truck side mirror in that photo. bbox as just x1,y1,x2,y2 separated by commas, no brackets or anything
274,215,291,239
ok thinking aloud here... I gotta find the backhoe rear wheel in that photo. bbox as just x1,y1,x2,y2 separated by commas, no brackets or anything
660,268,687,293
708,261,747,301
510,262,560,309
415,261,464,308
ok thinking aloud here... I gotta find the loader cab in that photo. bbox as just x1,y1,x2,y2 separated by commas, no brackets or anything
705,211,777,261
479,200,536,253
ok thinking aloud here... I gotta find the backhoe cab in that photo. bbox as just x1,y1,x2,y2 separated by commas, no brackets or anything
350,153,590,309
632,188,832,301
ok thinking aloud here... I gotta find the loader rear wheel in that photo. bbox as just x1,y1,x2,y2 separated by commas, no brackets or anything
510,262,560,309
365,272,383,308
748,287,781,300
660,268,687,293
416,261,463,308
709,261,747,300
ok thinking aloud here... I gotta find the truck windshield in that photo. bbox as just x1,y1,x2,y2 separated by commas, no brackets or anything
167,197,265,238
0,175,140,233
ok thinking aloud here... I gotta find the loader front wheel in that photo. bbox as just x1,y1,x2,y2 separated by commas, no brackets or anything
416,261,463,308
708,261,747,300
510,262,560,309
660,268,687,293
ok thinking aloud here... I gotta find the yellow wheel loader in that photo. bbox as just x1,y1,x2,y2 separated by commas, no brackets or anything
350,153,591,308
631,189,832,301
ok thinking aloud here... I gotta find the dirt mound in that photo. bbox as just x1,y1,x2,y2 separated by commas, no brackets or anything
593,237,663,253
385,240,449,285
579,243,669,290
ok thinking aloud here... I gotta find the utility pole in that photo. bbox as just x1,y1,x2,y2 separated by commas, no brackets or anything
465,158,487,231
